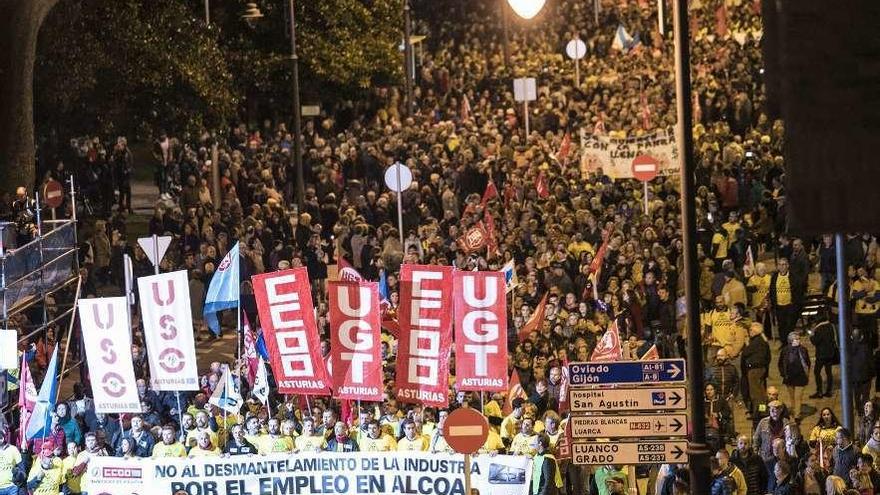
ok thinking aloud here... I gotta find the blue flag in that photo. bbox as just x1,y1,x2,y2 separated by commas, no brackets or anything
204,242,240,335
256,331,269,361
26,345,59,441
378,269,390,303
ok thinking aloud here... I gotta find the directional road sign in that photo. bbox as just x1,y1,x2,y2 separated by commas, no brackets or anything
572,440,688,465
569,387,687,413
568,359,686,386
570,414,687,439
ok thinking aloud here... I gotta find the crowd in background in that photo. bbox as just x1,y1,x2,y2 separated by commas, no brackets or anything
5,0,880,494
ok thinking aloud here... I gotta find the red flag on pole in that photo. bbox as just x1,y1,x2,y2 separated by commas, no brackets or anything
457,224,489,254
715,4,729,38
18,355,36,449
640,344,660,361
243,312,258,386
502,370,529,416
535,173,550,199
590,321,623,361
517,293,549,342
481,181,498,208
557,132,572,165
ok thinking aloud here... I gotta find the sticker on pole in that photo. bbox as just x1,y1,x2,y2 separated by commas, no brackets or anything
384,163,413,192
631,154,659,182
442,408,489,454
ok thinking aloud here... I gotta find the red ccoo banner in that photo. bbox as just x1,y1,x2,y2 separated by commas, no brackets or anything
252,267,331,396
328,281,383,401
453,271,508,392
395,264,454,407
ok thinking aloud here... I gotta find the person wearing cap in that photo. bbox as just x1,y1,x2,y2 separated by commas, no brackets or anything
593,465,627,495
753,399,790,473
0,427,22,495
26,440,64,495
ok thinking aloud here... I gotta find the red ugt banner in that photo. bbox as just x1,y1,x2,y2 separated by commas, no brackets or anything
453,271,508,392
328,281,383,401
395,264,454,407
252,267,331,396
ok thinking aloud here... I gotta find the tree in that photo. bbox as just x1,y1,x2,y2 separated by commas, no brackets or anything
0,0,59,191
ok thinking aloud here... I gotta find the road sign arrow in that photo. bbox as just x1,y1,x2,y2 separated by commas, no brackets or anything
669,391,682,405
671,445,685,459
670,418,683,432
667,363,682,379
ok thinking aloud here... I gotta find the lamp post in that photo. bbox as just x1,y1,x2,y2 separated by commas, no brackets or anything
506,0,546,20
242,2,304,210
403,0,414,117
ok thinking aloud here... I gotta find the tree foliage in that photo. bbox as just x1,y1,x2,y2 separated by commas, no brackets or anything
34,0,403,140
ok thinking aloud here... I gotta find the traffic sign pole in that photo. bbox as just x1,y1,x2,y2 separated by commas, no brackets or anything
644,181,649,214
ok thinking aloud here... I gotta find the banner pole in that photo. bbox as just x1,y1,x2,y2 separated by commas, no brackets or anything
306,395,312,419
56,277,82,403
464,453,472,495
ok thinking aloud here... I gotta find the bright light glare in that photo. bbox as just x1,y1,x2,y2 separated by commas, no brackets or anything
507,0,546,19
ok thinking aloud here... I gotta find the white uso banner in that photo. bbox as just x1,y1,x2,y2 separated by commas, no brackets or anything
89,452,532,495
579,129,679,179
77,297,141,413
137,270,200,391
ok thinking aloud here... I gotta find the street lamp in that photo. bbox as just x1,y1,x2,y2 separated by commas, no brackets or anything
241,1,305,210
506,0,546,19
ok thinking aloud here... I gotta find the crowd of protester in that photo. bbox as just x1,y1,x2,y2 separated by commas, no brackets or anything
7,0,880,494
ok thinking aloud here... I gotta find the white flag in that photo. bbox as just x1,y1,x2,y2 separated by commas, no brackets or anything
252,358,269,405
78,297,141,413
138,270,200,391
209,367,242,414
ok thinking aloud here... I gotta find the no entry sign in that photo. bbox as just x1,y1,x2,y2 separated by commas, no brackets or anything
42,179,63,209
442,408,489,454
631,154,659,182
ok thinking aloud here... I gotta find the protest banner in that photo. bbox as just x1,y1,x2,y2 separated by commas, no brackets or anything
453,271,508,392
579,129,679,179
329,280,383,401
253,267,331,395
77,297,141,413
137,270,200,391
89,452,532,495
395,264,454,407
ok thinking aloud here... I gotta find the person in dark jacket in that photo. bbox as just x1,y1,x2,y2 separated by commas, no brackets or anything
529,433,560,495
769,460,798,495
741,322,772,414
710,457,737,495
778,331,811,420
849,328,876,413
325,422,359,452
809,314,837,398
852,453,880,493
732,435,769,495
831,428,858,481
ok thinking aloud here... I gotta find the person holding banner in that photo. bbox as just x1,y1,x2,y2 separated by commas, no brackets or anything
26,440,64,495
0,428,22,495
397,419,429,452
258,419,294,454
224,424,259,456
359,420,397,452
294,417,327,452
510,417,539,457
325,422,359,453
188,431,221,457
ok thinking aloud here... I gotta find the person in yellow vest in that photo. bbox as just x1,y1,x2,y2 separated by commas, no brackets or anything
706,296,743,366
185,411,219,450
244,415,265,447
0,427,22,495
501,398,525,447
711,223,729,271
770,258,797,344
543,412,563,454
528,433,563,495
747,262,773,339
61,442,84,495
295,417,327,452
397,419,429,452
259,418,296,454
510,417,538,456
27,440,65,495
379,399,403,439
722,212,742,251
721,270,748,308
478,426,506,455
360,420,398,452
153,425,187,458
189,430,221,457
429,410,455,454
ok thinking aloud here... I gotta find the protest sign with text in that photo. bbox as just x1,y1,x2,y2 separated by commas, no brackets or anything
328,280,383,401
453,271,508,392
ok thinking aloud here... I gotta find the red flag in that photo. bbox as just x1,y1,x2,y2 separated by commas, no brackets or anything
593,115,607,136
243,313,259,386
337,258,364,282
453,271,508,392
395,264,454,407
693,92,703,124
535,173,550,199
481,181,498,207
590,321,623,361
557,357,570,413
484,212,499,260
557,132,572,165
328,281,383,401
502,370,529,416
640,344,660,361
640,92,652,130
715,4,729,38
252,267,332,396
503,182,517,206
18,355,36,449
457,224,488,254
517,293,548,342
